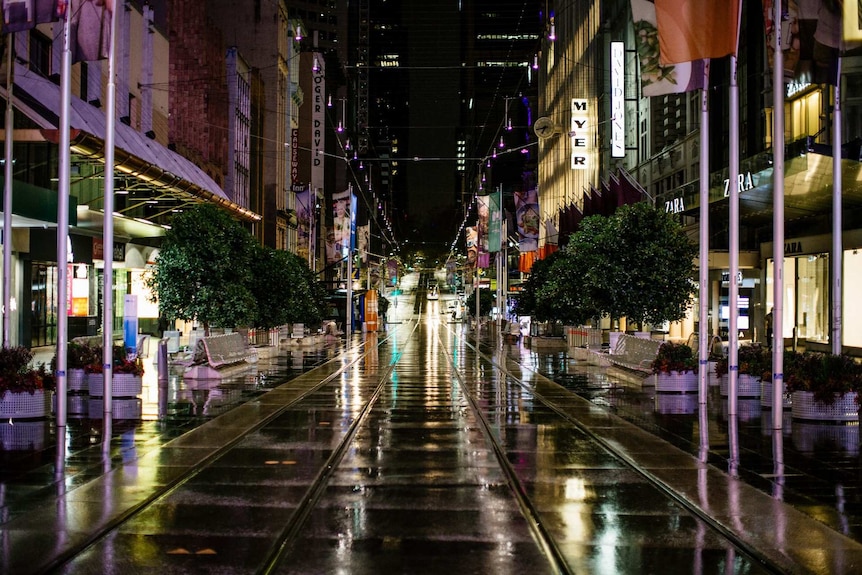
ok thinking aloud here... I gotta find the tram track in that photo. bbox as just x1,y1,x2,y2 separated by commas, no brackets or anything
39,331,393,574
37,311,785,574
458,331,783,575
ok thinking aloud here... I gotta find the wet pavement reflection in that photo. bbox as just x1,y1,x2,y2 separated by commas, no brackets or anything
3,297,862,573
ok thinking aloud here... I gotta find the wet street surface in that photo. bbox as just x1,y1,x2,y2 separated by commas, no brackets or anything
3,295,862,573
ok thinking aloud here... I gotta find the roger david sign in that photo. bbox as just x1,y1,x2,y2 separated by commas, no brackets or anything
311,53,325,195
571,99,589,170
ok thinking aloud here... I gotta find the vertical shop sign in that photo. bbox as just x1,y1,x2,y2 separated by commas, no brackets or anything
571,99,589,170
611,42,625,158
311,53,325,197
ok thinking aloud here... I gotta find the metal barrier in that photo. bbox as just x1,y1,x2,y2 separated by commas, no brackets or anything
566,326,603,348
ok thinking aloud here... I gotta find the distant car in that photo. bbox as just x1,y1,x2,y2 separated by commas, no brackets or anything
427,286,438,300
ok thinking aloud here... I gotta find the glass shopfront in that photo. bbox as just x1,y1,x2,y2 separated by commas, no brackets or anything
766,254,830,345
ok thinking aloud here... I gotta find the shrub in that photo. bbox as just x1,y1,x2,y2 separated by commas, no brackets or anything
0,346,55,399
651,342,697,374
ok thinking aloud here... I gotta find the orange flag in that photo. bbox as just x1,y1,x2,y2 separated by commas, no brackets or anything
654,0,741,65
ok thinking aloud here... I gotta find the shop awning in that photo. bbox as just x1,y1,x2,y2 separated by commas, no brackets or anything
0,176,77,226
657,145,862,231
7,68,260,223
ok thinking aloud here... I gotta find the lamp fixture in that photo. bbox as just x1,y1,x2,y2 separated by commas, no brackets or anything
327,94,333,107
498,136,505,149
312,56,321,72
532,55,539,70
294,25,303,41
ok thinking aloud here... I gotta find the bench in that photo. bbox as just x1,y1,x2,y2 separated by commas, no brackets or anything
184,332,257,379
605,333,663,373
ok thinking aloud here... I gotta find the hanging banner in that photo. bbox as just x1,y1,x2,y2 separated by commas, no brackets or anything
630,0,705,96
387,259,398,287
488,188,502,253
332,188,352,259
0,0,61,33
653,0,741,65
325,225,339,264
477,195,490,268
357,223,370,262
764,0,842,86
514,188,539,252
465,226,478,271
445,257,457,286
295,186,312,262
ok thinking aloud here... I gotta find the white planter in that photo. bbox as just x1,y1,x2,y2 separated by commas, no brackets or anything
791,391,859,423
760,381,792,408
0,390,52,419
67,368,87,392
88,373,143,397
652,370,698,393
720,374,762,398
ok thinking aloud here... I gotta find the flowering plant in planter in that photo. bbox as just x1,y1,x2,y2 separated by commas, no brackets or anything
0,346,55,399
51,341,99,371
784,352,862,406
651,342,697,374
84,345,145,377
715,345,770,379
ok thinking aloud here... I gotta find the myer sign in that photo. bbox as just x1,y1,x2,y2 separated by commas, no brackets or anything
571,98,589,170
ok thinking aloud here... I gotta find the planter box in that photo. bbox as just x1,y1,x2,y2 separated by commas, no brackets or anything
0,390,52,419
720,374,762,398
651,370,697,393
791,391,859,423
88,373,143,397
67,368,87,392
760,381,792,409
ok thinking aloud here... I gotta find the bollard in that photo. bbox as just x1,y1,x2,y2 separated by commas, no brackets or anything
158,338,169,387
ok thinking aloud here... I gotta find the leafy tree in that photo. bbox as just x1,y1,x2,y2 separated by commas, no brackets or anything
250,245,326,328
601,202,697,329
465,288,495,317
146,203,258,331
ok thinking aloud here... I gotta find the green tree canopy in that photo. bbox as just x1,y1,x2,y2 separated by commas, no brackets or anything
250,245,326,328
466,288,495,317
596,201,696,328
517,202,696,330
147,203,257,330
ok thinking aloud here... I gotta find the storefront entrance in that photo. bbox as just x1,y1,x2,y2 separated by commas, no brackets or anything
29,262,58,347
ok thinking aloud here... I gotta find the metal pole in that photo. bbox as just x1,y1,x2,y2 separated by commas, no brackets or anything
728,54,739,418
55,4,74,431
3,35,14,347
832,58,843,356
772,0,786,431
698,61,710,405
102,3,119,427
